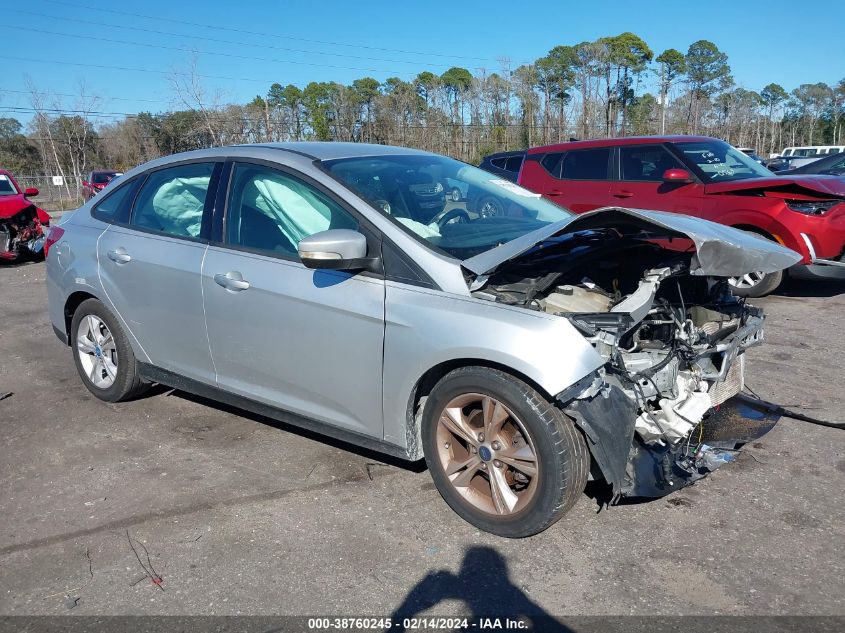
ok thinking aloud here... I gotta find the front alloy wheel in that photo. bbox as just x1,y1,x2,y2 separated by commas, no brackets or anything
728,268,783,297
422,367,589,537
436,393,539,516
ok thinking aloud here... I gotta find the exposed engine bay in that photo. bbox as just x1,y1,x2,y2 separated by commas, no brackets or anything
470,225,777,499
0,205,45,261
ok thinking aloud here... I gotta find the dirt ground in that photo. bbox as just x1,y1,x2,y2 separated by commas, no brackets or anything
0,258,843,618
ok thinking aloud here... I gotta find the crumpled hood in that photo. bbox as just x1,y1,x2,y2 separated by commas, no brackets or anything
462,207,802,278
704,174,845,197
0,195,36,219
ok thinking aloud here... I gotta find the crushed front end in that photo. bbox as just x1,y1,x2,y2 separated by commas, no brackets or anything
465,209,799,501
0,204,45,262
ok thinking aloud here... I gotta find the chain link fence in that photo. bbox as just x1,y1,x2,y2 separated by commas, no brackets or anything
14,175,84,212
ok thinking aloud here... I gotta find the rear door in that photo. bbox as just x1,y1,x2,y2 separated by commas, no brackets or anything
522,147,614,213
201,160,385,437
611,144,704,216
97,160,220,384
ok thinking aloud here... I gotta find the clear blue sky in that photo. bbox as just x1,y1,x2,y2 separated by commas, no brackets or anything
1,0,843,124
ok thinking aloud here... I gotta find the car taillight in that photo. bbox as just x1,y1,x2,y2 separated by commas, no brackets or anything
44,226,64,258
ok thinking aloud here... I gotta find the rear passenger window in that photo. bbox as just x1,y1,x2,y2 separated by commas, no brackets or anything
559,148,610,180
92,180,135,223
620,145,683,182
540,152,564,176
131,163,215,238
505,155,523,172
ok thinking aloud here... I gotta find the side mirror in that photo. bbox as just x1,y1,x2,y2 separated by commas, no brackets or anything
662,168,693,183
24,187,39,197
298,229,371,271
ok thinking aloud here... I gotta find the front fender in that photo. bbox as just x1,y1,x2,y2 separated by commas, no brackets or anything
382,282,604,452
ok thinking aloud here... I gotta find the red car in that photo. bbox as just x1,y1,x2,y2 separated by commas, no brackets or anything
0,169,49,262
82,170,122,201
518,136,845,296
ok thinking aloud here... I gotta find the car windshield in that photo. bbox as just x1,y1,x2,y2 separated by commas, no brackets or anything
0,174,19,196
675,140,773,183
323,154,571,259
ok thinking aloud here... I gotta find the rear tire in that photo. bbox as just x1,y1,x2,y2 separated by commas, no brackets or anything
70,298,149,402
422,366,589,538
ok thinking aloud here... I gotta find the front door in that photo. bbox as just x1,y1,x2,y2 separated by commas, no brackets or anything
201,161,385,437
610,144,703,216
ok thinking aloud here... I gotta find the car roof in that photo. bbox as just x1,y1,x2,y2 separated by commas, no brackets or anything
248,142,436,160
526,135,717,154
792,151,843,172
482,150,527,161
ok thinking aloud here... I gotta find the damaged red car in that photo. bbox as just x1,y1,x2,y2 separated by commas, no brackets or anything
518,136,845,296
0,169,49,262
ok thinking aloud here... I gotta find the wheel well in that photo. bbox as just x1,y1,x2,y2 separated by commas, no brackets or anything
63,291,98,345
404,358,554,459
730,224,776,241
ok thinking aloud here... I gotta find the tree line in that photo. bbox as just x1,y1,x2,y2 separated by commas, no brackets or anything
2,33,844,200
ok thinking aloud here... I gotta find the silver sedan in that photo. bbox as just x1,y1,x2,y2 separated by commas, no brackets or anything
45,143,799,537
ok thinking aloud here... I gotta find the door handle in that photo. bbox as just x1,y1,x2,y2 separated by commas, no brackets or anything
612,190,634,198
214,272,250,292
546,189,563,196
107,248,131,264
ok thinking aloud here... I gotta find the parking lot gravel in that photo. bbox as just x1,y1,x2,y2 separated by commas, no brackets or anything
0,259,843,617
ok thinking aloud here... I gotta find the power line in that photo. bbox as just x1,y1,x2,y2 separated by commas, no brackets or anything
0,106,140,118
8,8,470,70
0,88,171,105
0,55,290,84
3,25,417,75
37,0,503,64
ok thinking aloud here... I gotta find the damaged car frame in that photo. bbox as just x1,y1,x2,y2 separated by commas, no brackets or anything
0,169,47,262
46,143,799,537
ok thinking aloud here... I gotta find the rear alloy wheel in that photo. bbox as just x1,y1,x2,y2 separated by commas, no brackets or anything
450,187,462,202
422,367,589,537
71,298,149,402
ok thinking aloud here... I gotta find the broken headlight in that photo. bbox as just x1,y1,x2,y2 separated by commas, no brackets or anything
786,199,841,215
565,312,634,336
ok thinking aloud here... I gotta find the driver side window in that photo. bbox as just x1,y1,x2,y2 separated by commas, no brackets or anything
225,163,357,258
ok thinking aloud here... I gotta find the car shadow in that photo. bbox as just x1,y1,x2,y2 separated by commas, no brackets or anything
163,387,428,473
0,257,43,268
774,277,845,298
388,546,572,631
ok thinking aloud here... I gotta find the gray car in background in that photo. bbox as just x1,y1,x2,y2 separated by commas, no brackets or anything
45,143,798,537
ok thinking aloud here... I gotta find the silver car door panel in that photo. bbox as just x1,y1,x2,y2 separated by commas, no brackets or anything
202,246,385,437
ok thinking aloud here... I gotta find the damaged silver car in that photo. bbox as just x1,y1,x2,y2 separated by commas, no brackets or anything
46,144,800,537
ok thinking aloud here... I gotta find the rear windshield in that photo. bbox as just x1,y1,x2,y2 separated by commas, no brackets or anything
92,172,120,184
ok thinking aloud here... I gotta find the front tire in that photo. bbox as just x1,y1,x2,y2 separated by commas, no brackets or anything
71,298,148,402
728,268,783,297
421,367,589,537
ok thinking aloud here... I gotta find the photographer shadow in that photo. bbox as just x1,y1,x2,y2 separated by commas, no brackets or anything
389,546,572,632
